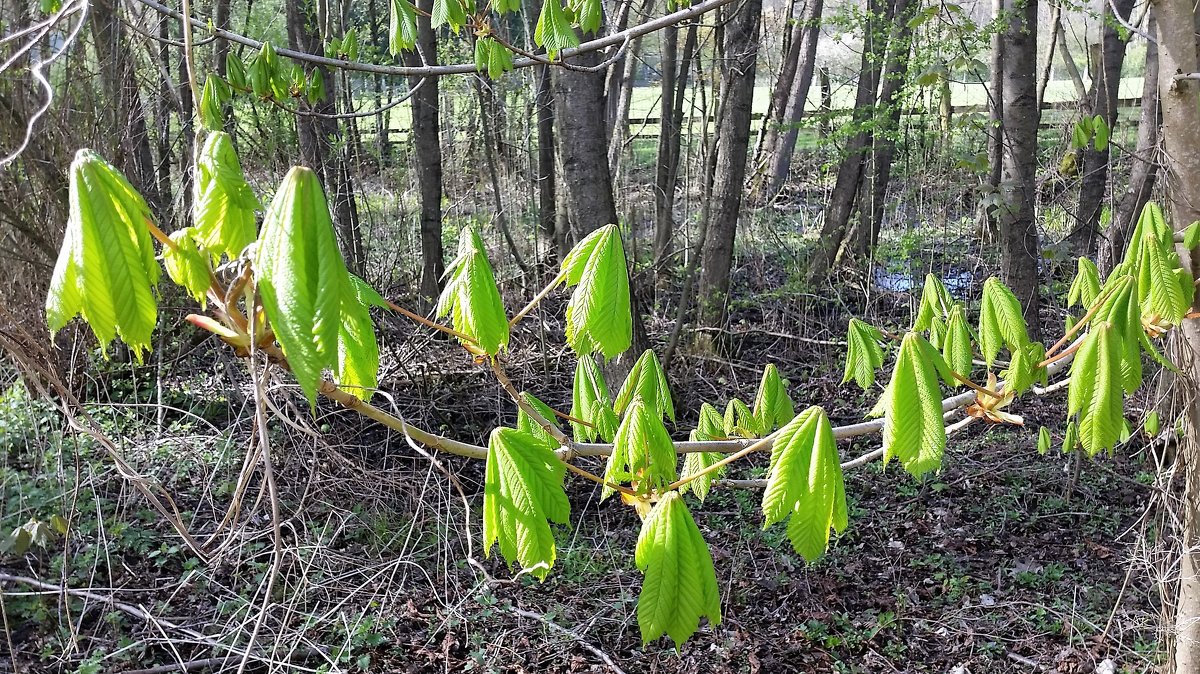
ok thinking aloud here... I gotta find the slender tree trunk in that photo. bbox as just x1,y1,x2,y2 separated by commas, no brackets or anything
753,0,805,167
552,50,619,234
697,0,761,327
1035,5,1061,111
806,0,888,278
1056,19,1088,105
1070,0,1135,254
603,0,635,138
652,22,697,266
1101,11,1158,273
522,0,560,263
756,0,823,202
983,0,1004,234
998,0,1041,340
819,68,831,139
402,0,444,302
1153,1,1200,667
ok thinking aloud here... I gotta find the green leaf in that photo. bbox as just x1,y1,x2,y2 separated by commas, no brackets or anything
46,150,160,360
432,0,467,31
978,277,1029,366
255,167,355,405
606,399,677,498
193,131,259,260
535,0,581,59
517,392,561,448
1132,213,1194,325
388,0,419,54
1145,410,1161,437
1062,420,1079,453
635,492,722,647
752,364,795,433
914,274,951,332
1002,341,1046,395
613,349,674,421
1182,222,1200,249
226,52,249,90
436,228,510,356
842,318,886,390
941,304,972,377
881,333,946,477
694,402,725,440
199,74,231,132
1067,321,1125,456
562,225,632,359
483,428,569,580
305,68,326,105
1067,257,1101,309
570,0,603,33
680,448,723,502
570,356,619,442
335,279,380,401
761,406,847,562
341,27,359,61
1093,115,1109,152
348,274,391,309
1037,426,1051,454
723,398,761,438
163,228,211,306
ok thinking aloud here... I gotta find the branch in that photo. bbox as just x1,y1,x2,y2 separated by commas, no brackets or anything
131,0,737,78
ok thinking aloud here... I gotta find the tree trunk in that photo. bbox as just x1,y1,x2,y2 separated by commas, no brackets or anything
1035,5,1061,111
806,0,888,278
752,0,805,167
983,0,1004,234
1056,18,1088,105
997,0,1041,340
402,0,444,303
1071,0,1135,254
755,0,823,202
1101,10,1158,274
697,0,761,327
552,50,619,234
1154,0,1200,669
652,22,697,266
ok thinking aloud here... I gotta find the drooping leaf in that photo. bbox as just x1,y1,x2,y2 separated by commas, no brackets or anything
914,274,951,332
694,402,725,440
635,492,722,647
978,277,1030,366
193,131,259,260
436,227,510,356
1067,321,1125,456
483,428,570,580
605,399,677,498
1130,205,1194,325
255,167,356,404
162,228,211,306
517,392,562,448
842,318,886,390
1037,426,1052,454
570,356,619,442
226,52,249,90
46,150,160,360
199,74,231,132
1002,341,1046,395
388,0,419,54
336,280,380,401
534,0,581,59
1182,221,1200,250
723,398,761,438
752,364,795,433
761,406,847,562
1062,420,1079,453
680,448,723,502
881,333,946,477
1145,410,1161,437
348,274,391,309
431,0,467,31
613,349,674,421
569,0,603,33
941,304,972,377
562,224,632,359
1067,257,1101,309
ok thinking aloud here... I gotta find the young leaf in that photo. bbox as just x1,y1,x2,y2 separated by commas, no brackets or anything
483,428,570,580
255,167,355,404
432,0,467,31
562,224,632,359
199,74,231,132
534,0,581,59
1002,341,1046,395
46,150,160,360
1145,410,1161,437
1067,257,1101,309
914,274,951,332
761,406,847,562
635,492,722,647
842,319,886,390
1037,426,1052,454
881,333,946,477
517,392,562,448
336,280,380,401
193,131,259,260
1062,420,1079,453
571,0,603,33
679,403,727,501
723,398,761,438
978,277,1029,366
753,364,795,433
570,356,619,442
1093,114,1109,152
348,274,391,309
1183,222,1200,250
1067,321,1125,456
613,349,674,421
163,228,211,306
226,52,249,90
941,304,972,377
606,399,677,497
436,228,510,356
388,0,419,54
695,402,725,440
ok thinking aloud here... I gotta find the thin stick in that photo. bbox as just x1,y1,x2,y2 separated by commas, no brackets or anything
952,371,1002,399
382,298,477,344
510,270,567,329
666,433,777,492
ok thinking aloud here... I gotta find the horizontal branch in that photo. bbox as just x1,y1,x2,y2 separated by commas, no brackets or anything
132,0,735,78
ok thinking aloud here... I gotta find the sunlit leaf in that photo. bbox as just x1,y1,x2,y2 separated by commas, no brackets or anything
635,493,721,646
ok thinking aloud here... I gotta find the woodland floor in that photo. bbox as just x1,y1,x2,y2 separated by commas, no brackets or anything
0,232,1170,673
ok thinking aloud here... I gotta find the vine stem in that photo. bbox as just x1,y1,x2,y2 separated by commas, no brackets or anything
509,270,567,329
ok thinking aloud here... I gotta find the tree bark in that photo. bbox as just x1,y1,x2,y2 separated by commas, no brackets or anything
552,51,620,234
1035,5,1061,111
652,22,697,266
402,0,444,302
1101,11,1159,274
522,0,561,263
1154,1,1200,669
752,0,805,168
997,0,1041,340
755,0,823,202
697,0,761,327
983,0,1004,234
1071,0,1135,254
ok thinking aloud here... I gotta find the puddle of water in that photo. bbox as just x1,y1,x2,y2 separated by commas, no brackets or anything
873,267,974,298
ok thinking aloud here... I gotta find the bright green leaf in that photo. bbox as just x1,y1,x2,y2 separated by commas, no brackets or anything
193,131,259,260
605,399,677,498
483,427,569,580
436,228,510,356
562,225,632,359
163,228,211,306
881,333,946,477
613,349,674,422
843,318,886,390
